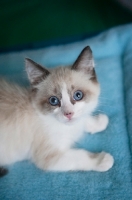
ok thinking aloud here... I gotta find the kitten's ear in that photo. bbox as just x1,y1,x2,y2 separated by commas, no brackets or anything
25,58,50,85
72,46,96,80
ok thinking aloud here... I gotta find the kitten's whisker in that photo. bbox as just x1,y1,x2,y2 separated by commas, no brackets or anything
94,109,106,114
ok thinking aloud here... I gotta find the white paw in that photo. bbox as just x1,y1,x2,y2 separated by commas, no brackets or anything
91,114,109,134
98,114,109,130
95,152,114,172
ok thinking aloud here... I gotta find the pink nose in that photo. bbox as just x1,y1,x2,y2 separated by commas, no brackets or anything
64,112,74,119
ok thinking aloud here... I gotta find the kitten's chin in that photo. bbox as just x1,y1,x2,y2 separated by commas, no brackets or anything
57,115,82,125
64,118,76,124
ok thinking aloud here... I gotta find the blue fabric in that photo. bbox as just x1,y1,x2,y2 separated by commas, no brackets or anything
0,24,132,200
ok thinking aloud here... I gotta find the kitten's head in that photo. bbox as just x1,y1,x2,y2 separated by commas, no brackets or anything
26,46,100,123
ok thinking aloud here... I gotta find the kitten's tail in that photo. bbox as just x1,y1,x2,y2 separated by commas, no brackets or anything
0,167,8,177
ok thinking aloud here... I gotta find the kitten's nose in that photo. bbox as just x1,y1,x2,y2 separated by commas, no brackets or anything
64,112,74,120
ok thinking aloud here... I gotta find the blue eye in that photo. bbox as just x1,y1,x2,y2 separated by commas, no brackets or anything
49,96,60,106
73,90,83,101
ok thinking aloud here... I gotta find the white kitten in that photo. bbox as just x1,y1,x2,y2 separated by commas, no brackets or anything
0,46,114,176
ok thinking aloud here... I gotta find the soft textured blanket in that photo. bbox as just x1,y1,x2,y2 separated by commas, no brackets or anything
0,24,132,200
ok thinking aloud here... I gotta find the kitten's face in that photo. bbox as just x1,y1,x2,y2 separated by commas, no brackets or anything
33,68,100,123
26,46,100,124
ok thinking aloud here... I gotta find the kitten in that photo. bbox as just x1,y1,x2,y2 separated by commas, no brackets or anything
0,46,114,176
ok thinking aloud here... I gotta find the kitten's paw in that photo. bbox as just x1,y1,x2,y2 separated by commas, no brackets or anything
90,114,109,134
95,152,114,172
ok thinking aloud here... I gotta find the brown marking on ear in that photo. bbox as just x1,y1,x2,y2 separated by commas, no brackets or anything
71,46,96,80
25,58,50,85
31,75,47,86
90,68,98,83
72,46,93,70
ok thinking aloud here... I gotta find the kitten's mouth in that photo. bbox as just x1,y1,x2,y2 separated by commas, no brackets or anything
66,118,73,122
65,116,76,123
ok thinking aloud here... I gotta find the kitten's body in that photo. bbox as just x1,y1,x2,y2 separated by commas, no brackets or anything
0,47,114,175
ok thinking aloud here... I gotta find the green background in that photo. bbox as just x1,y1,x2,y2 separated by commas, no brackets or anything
0,0,132,49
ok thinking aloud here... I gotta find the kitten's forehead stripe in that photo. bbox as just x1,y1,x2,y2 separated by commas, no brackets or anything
61,83,76,105
60,83,77,111
61,84,71,105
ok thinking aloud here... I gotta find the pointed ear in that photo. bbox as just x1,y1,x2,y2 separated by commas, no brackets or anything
25,58,50,85
72,46,96,80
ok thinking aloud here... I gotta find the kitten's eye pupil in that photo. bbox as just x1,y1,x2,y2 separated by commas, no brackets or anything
51,98,57,104
49,96,59,106
73,90,83,101
77,93,81,98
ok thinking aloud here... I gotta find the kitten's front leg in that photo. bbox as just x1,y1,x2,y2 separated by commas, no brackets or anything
48,149,114,172
85,114,109,134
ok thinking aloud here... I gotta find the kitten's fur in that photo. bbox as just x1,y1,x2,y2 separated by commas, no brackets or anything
0,46,114,176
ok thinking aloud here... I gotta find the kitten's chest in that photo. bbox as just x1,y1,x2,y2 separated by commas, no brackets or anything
47,120,84,151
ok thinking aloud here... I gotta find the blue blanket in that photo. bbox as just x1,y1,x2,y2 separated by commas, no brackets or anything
0,24,132,200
